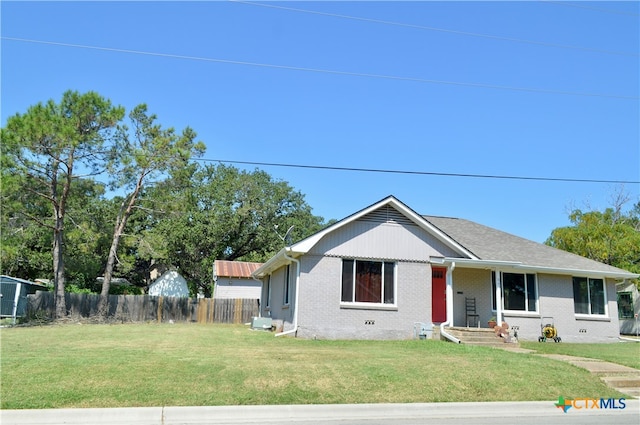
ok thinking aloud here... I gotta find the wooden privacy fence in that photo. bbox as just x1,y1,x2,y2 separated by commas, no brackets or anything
26,291,259,324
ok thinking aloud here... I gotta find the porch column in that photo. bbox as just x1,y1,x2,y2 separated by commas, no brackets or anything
494,269,502,327
446,263,455,327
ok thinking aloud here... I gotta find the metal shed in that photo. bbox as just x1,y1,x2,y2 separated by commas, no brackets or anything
0,275,48,323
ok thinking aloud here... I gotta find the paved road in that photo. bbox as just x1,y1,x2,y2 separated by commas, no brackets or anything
2,401,639,425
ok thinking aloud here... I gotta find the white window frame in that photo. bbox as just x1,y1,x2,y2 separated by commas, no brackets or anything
283,264,291,306
617,292,634,319
492,271,539,314
265,275,271,309
573,276,608,317
340,258,397,309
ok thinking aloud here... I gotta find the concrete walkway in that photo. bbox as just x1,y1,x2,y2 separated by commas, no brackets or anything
538,354,640,398
494,342,640,398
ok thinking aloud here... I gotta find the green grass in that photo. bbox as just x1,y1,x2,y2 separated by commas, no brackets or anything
521,340,640,369
1,323,633,409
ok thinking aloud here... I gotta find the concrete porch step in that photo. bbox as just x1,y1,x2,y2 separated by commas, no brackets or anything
601,376,640,388
445,327,518,347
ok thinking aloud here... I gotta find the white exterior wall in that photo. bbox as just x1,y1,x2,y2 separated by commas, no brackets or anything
260,264,295,332
148,271,189,297
214,277,261,299
294,255,431,339
453,270,621,342
451,268,493,327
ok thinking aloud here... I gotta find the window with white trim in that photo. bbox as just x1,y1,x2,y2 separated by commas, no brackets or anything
265,275,271,308
492,271,538,312
283,265,291,305
341,259,395,305
617,292,634,319
573,277,605,315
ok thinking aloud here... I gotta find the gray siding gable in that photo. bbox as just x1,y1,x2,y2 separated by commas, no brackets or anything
308,206,461,261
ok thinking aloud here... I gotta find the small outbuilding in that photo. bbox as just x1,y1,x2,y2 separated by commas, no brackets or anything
148,271,189,297
213,260,263,299
0,275,48,323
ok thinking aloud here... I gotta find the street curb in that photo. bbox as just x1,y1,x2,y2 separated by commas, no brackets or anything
2,400,638,425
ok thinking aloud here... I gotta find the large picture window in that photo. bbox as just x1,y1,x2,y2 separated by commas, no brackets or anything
341,259,395,305
573,277,605,315
492,272,538,312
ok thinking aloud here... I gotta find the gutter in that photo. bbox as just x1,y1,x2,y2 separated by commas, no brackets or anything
438,257,638,280
439,261,460,344
275,248,300,337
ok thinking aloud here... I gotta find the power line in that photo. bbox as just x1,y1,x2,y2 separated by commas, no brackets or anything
195,158,640,185
232,0,639,57
3,37,637,100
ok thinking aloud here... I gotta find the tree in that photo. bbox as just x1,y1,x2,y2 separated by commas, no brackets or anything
2,91,124,318
96,105,205,316
546,195,640,279
150,164,328,295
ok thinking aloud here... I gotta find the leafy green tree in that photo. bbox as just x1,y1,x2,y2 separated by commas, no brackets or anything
2,91,124,318
149,164,329,295
97,105,205,315
546,197,640,279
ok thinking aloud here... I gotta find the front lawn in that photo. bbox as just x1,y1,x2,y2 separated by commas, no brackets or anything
0,323,629,409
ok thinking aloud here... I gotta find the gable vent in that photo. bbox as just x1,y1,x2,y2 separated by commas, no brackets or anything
358,205,416,226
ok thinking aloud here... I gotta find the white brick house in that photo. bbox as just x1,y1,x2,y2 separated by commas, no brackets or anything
252,196,638,342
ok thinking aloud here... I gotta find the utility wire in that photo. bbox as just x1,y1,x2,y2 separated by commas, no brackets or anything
195,158,640,185
3,37,637,100
232,0,639,57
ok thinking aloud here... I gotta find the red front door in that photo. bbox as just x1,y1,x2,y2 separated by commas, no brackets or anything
432,267,447,323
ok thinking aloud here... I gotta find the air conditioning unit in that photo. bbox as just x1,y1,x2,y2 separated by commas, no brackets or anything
251,317,273,330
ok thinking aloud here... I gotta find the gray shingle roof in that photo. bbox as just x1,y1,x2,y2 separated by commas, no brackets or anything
423,215,633,276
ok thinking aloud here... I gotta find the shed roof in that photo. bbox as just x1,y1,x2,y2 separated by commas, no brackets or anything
0,275,48,288
214,260,263,279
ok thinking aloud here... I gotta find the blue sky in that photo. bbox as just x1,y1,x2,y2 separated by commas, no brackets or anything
2,1,639,243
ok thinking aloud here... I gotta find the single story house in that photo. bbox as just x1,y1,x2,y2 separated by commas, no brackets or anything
251,196,638,342
617,281,639,336
213,260,263,299
0,275,48,322
148,270,189,297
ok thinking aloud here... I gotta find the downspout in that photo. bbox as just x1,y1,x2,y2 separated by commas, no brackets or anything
440,262,460,343
495,269,502,327
275,249,300,337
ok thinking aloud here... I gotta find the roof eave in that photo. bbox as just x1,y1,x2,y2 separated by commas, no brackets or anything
438,257,639,280
251,248,304,279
